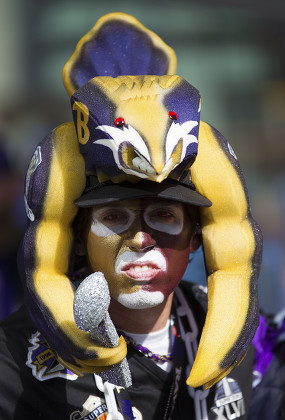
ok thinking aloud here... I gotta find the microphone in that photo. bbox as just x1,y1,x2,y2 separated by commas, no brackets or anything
73,272,132,387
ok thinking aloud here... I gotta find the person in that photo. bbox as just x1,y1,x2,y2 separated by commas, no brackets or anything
249,309,285,420
0,13,263,419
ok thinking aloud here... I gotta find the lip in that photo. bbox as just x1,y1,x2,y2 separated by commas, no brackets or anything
121,262,161,281
115,250,167,281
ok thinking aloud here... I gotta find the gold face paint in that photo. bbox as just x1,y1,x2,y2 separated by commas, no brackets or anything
86,198,197,309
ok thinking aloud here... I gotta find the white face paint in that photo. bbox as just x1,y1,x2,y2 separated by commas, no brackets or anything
90,202,184,237
86,198,195,310
114,251,167,308
90,206,135,237
144,203,184,235
117,289,164,309
115,250,167,277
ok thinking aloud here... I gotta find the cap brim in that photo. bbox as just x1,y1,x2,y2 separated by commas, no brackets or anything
75,179,212,207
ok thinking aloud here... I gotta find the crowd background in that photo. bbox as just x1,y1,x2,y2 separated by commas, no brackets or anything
1,0,285,320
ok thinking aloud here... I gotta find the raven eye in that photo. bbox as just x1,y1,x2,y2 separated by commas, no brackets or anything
114,117,125,128
169,111,178,121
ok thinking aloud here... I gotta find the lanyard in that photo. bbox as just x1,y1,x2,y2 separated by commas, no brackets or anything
174,287,210,420
162,309,186,420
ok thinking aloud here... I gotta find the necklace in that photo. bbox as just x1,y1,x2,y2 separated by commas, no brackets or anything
95,286,210,420
119,330,173,362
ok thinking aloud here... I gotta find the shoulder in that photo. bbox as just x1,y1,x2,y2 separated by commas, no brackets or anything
0,305,35,339
177,281,255,419
0,307,38,415
179,280,208,309
178,280,208,324
0,306,36,375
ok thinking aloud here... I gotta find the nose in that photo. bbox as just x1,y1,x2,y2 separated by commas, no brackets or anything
125,231,156,252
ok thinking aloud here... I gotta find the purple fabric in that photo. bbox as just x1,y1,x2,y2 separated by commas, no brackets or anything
69,20,170,92
252,315,285,377
71,77,201,181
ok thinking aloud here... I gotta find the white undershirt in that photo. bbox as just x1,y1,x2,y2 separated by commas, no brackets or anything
121,319,173,372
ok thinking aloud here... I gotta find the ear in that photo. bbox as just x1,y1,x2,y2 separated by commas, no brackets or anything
189,231,202,253
74,207,91,257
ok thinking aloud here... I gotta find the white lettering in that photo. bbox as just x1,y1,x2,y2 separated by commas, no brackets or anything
232,399,245,417
225,404,238,419
212,406,227,420
216,392,242,407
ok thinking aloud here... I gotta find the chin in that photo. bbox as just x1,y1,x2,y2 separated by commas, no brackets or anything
117,290,165,309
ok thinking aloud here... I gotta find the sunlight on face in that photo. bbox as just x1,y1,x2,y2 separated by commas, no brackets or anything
86,198,197,309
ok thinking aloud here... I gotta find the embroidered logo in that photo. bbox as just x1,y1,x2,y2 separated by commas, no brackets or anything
26,332,78,381
70,396,108,420
70,396,142,420
211,377,245,419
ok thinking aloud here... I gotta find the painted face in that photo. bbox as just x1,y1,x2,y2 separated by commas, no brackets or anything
86,198,198,309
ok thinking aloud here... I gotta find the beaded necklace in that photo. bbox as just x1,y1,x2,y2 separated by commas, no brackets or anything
94,286,210,420
119,330,173,362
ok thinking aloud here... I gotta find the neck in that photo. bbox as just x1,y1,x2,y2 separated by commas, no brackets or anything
109,293,174,334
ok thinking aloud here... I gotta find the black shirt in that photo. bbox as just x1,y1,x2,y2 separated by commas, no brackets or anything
0,282,254,419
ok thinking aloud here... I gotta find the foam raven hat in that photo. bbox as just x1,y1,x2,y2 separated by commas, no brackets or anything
22,12,262,389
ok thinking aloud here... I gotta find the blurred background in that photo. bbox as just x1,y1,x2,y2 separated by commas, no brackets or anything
1,0,285,320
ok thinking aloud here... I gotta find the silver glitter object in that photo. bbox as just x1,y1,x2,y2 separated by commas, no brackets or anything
73,272,132,387
74,273,118,347
98,358,132,388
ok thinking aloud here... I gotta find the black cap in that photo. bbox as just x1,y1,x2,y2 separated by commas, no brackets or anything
75,175,212,208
